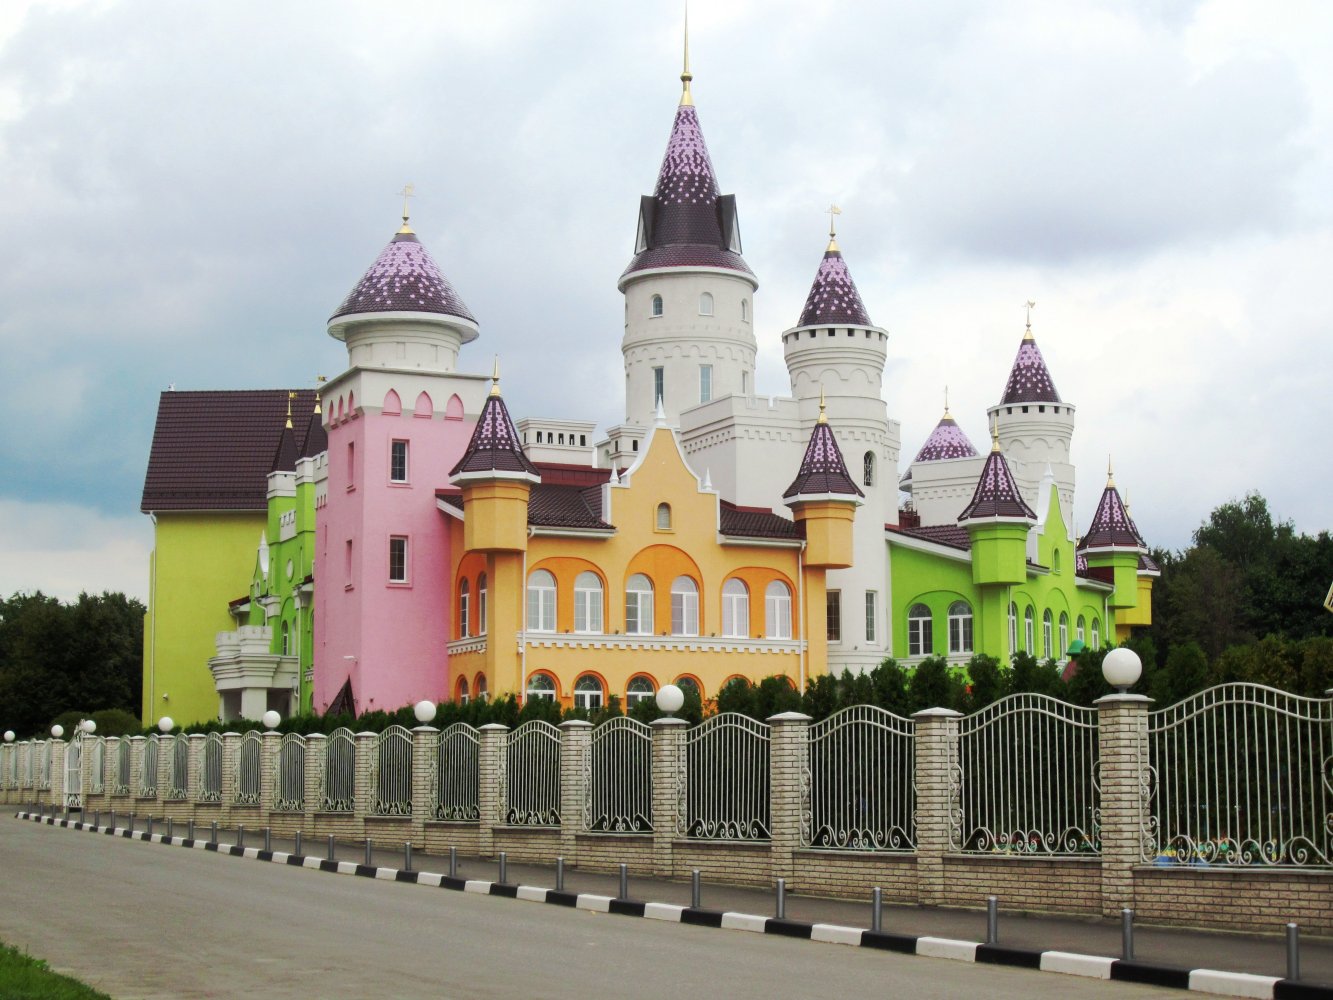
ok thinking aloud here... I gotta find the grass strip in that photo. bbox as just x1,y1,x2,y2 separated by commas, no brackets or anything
0,941,114,999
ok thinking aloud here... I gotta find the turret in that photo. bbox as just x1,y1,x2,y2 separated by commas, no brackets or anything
618,33,758,428
900,392,984,527
958,426,1037,587
1078,462,1147,612
782,394,863,569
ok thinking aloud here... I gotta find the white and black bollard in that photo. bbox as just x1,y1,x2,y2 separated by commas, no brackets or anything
986,896,999,945
1121,908,1135,961
871,887,883,933
1286,923,1300,982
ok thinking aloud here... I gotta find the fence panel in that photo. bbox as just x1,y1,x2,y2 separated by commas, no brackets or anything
166,735,189,800
114,740,131,796
432,724,480,821
274,733,305,811
321,728,355,812
370,725,413,816
584,717,652,832
954,694,1100,855
138,735,159,798
23,742,35,788
679,713,771,840
807,705,915,851
2,745,14,789
234,731,261,805
64,733,82,808
37,740,52,791
1148,683,1333,867
200,733,222,802
89,737,105,794
505,720,560,826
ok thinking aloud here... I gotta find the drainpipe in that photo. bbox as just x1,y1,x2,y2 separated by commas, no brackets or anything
149,511,158,721
797,541,807,694
520,529,531,704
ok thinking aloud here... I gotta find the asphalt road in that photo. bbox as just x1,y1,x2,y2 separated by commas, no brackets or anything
0,816,1185,1000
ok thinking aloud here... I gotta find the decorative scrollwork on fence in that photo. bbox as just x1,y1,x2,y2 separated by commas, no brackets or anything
505,720,561,826
370,725,413,816
37,740,52,791
64,732,83,808
680,713,771,840
807,705,915,851
114,740,132,796
274,733,305,811
138,735,159,798
1148,683,1332,867
200,733,222,802
586,717,653,833
234,731,261,805
433,724,480,821
88,737,105,794
955,694,1101,856
165,734,188,800
321,728,355,812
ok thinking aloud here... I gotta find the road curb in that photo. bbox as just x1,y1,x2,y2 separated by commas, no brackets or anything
15,811,1332,999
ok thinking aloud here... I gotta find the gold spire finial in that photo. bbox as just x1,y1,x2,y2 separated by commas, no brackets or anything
826,204,841,253
991,414,1001,452
817,385,827,424
679,3,693,106
285,391,296,429
1024,299,1036,340
490,356,501,397
314,376,326,414
397,183,415,235
943,385,950,417
1107,455,1115,487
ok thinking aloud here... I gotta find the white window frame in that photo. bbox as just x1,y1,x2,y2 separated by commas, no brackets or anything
722,579,749,638
656,503,672,531
1059,613,1069,658
699,364,712,404
459,579,470,639
527,570,556,633
390,439,409,483
698,291,714,316
457,677,469,706
573,572,603,634
478,573,487,635
765,581,792,640
863,451,875,487
1076,616,1086,645
388,536,408,583
826,589,841,642
1025,607,1035,653
650,294,663,317
670,576,699,636
864,591,877,643
1091,619,1101,650
947,601,973,654
1042,609,1053,660
574,675,604,710
526,673,556,702
1008,602,1018,656
625,574,654,635
907,603,932,657
626,677,655,707
653,367,664,408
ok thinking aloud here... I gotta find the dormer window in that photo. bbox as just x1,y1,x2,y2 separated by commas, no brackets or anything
699,292,714,316
651,294,664,317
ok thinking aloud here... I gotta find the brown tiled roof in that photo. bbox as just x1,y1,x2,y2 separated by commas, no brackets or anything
719,501,802,540
783,419,864,500
797,247,872,328
887,523,973,551
449,391,539,478
1000,329,1061,404
141,389,317,512
528,484,612,531
331,231,476,325
270,423,299,473
300,410,327,458
1080,481,1143,549
957,447,1036,522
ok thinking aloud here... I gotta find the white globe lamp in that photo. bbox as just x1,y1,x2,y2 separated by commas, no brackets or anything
50,725,64,739
1102,647,1143,693
413,700,437,724
81,719,97,734
655,684,685,716
3,731,14,743
158,716,174,734
262,710,282,730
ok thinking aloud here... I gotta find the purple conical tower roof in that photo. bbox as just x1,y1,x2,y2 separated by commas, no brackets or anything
783,414,864,501
449,387,539,479
1000,330,1061,404
300,407,327,458
270,422,299,474
1080,478,1143,549
913,413,979,463
331,231,476,325
957,445,1036,522
797,245,872,327
622,104,753,277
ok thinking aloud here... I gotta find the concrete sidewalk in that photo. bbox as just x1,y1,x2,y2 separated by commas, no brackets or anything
66,813,1333,988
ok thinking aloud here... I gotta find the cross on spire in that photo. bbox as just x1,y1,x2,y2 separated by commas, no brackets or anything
827,204,841,252
398,183,415,234
1024,299,1036,338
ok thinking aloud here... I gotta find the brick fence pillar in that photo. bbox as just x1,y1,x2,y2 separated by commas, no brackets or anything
221,733,240,820
912,707,962,906
558,720,593,866
650,717,688,879
354,732,375,837
411,726,438,841
768,711,812,882
128,737,146,804
1096,693,1152,917
304,734,325,818
50,739,66,812
477,724,509,858
156,735,172,810
187,734,204,805
260,731,280,818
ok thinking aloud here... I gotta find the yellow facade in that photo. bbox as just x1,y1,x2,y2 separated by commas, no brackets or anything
447,425,844,708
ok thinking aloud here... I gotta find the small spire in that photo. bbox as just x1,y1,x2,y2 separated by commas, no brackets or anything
826,204,841,253
285,391,295,430
1107,454,1115,487
943,385,950,417
817,385,828,424
1024,299,1036,341
397,183,415,235
679,3,693,106
702,467,712,490
990,414,1001,453
314,375,326,414
490,356,501,397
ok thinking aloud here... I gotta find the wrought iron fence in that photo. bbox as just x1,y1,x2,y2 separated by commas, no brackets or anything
432,723,480,821
166,735,189,800
23,742,35,788
321,728,355,812
64,733,82,808
505,720,560,826
89,737,105,794
114,740,131,796
1148,683,1333,867
200,733,223,802
36,740,52,791
234,731,261,805
954,694,1100,855
371,725,413,816
272,733,305,811
585,717,653,832
807,705,915,851
138,735,159,798
679,713,771,840
2,745,15,789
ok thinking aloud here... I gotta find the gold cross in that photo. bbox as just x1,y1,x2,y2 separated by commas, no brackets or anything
827,204,842,238
398,183,415,233
1025,299,1036,328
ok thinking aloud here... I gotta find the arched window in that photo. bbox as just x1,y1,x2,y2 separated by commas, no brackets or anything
1024,607,1035,653
526,672,556,702
1008,602,1018,656
699,291,714,316
675,676,701,700
908,603,933,656
458,579,470,639
656,503,672,530
574,674,604,710
574,572,603,633
625,574,654,635
475,673,489,703
1052,549,1062,574
863,451,875,487
280,620,291,656
457,676,470,706
1059,613,1069,658
947,601,973,654
741,299,749,322
1091,619,1101,650
670,576,699,636
1076,616,1086,645
722,579,749,638
626,676,655,706
765,581,792,640
478,573,487,634
527,570,556,632
650,294,663,317
1042,609,1053,660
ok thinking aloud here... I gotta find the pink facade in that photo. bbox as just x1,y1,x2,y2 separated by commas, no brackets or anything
314,389,475,715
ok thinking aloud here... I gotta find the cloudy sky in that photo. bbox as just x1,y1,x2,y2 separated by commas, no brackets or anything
1,0,1330,603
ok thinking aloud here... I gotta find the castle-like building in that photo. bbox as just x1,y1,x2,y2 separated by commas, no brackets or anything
139,49,1154,724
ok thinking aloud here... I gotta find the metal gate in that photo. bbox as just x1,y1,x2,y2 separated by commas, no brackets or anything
64,731,83,810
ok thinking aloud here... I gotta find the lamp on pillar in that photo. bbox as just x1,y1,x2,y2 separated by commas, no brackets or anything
3,731,13,743
262,710,282,730
158,716,174,734
80,719,96,734
413,701,437,724
655,684,684,717
1102,647,1142,694
50,725,64,738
